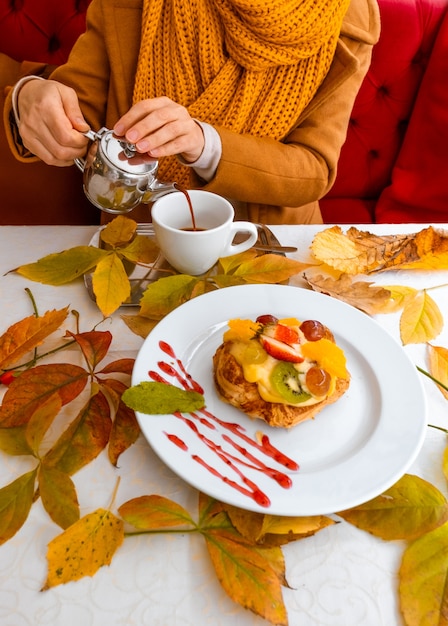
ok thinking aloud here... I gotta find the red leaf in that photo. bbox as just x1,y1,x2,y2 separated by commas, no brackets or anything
66,330,112,370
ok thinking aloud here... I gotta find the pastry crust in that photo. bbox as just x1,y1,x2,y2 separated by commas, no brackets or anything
213,342,350,428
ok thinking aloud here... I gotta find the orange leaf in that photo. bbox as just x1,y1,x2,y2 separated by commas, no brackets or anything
43,391,112,475
0,307,69,370
0,363,88,427
66,330,112,370
428,344,448,400
97,358,135,376
0,469,37,545
38,464,79,529
43,508,124,589
101,378,140,466
118,495,195,530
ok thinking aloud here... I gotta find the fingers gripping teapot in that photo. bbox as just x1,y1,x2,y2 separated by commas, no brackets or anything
75,128,177,214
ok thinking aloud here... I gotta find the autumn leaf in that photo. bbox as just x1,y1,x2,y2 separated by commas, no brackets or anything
444,448,448,485
0,363,88,427
99,215,137,248
338,474,448,541
0,469,37,544
43,390,112,475
399,520,448,626
38,464,79,529
66,330,112,371
200,497,288,625
14,246,107,285
119,234,159,265
304,272,395,315
24,393,62,455
97,358,135,376
100,378,140,466
225,504,334,545
383,285,418,309
399,290,443,345
120,314,159,339
118,495,195,530
218,249,259,273
428,344,448,400
92,253,131,317
233,253,308,284
0,307,69,370
0,426,32,456
43,508,124,589
311,225,448,274
139,274,201,319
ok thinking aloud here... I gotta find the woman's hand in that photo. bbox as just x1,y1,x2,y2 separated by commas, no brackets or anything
17,79,91,166
113,97,205,163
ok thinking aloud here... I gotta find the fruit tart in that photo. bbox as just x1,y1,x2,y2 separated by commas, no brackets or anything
212,314,350,428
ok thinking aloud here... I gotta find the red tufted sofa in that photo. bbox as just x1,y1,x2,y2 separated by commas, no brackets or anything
320,0,448,223
0,0,98,225
1,0,448,225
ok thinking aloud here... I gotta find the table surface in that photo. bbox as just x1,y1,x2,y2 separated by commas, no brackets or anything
1,223,447,626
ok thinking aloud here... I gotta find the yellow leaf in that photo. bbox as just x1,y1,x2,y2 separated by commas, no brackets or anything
0,307,69,370
444,447,448,486
25,393,62,454
119,234,159,265
100,215,137,248
429,344,448,400
43,508,124,589
311,226,365,274
383,285,418,309
139,274,200,319
234,254,308,284
304,272,396,315
120,314,158,339
14,246,107,285
92,253,131,316
338,474,448,541
399,521,448,626
400,291,444,345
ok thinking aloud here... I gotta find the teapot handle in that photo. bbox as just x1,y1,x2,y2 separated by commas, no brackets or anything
74,129,99,172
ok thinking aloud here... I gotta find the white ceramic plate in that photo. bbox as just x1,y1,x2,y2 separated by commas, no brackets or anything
132,284,427,516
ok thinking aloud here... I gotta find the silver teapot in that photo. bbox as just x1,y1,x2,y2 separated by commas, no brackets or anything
74,127,176,213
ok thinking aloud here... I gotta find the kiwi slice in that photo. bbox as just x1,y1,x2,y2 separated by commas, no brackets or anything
270,362,311,404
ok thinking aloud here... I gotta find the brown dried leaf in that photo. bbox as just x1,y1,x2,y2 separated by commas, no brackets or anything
43,508,124,589
311,225,448,274
428,344,448,400
101,378,140,466
66,330,112,370
0,307,69,370
400,291,443,345
304,272,394,315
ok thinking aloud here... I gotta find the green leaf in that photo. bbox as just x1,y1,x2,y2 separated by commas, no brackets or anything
38,464,80,529
118,495,195,530
14,247,107,285
139,274,201,319
0,426,32,456
399,521,448,626
338,474,448,540
0,469,37,544
122,381,204,414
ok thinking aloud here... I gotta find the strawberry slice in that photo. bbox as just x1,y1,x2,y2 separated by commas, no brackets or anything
274,323,299,345
259,335,304,363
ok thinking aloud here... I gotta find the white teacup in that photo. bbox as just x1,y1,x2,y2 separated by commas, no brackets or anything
151,190,258,275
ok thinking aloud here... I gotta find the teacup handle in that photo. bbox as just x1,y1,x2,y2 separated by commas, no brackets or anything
222,222,259,256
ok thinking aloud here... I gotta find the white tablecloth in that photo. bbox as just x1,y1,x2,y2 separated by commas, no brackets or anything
0,223,447,626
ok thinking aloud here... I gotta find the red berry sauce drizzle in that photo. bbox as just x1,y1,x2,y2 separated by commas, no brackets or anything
147,341,300,508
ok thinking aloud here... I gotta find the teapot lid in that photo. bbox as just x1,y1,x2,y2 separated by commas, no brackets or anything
99,128,159,176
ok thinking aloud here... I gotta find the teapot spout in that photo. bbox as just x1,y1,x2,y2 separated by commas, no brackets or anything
142,181,178,203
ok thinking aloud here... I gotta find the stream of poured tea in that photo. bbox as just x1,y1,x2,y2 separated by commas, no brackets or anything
174,184,199,230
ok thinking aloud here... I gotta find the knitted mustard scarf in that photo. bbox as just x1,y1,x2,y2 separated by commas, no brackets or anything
133,0,350,186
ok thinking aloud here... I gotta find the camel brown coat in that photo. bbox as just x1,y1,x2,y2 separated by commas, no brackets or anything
4,0,380,224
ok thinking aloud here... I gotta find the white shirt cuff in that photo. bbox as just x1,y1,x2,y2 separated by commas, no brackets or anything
178,121,222,182
11,75,45,126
